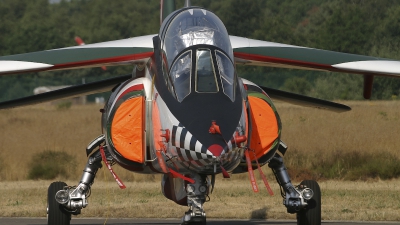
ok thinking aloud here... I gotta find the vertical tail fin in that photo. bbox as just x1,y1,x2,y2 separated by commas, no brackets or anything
160,0,176,25
184,0,191,7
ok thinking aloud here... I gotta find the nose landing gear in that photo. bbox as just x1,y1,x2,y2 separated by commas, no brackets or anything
181,173,209,225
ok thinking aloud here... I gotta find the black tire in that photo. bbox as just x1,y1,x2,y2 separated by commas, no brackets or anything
183,221,206,225
47,181,71,225
297,180,321,225
182,215,206,225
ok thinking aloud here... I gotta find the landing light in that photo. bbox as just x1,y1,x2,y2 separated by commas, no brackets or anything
55,190,70,204
301,188,314,200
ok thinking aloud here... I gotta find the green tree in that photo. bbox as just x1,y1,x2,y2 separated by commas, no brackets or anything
221,0,263,37
283,77,312,95
1,0,400,101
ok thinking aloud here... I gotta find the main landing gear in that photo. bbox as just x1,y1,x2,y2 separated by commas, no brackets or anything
297,180,321,225
47,141,320,225
268,154,321,225
47,145,106,225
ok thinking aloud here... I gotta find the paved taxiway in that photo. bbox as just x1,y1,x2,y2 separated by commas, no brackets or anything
1,218,399,225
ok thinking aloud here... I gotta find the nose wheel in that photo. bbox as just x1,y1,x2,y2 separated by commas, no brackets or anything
47,181,71,225
181,211,206,225
296,180,321,225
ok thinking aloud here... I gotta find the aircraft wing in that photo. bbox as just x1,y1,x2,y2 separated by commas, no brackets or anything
260,86,351,113
0,74,132,109
0,35,155,75
231,36,400,77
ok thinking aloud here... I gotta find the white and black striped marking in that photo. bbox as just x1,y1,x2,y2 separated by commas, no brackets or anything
171,125,215,166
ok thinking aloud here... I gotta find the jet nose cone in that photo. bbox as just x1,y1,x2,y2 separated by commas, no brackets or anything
208,144,224,157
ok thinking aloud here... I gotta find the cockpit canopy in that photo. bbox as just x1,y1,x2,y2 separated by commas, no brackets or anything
162,8,234,68
160,8,235,103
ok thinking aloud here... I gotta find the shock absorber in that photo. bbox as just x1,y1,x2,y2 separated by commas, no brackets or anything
55,149,103,212
268,154,292,191
268,154,305,213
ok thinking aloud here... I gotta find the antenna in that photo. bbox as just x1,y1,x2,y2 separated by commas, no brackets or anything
184,0,191,7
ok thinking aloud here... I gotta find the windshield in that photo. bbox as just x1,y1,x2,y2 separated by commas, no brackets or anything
196,49,218,93
169,50,192,102
168,49,235,102
163,8,233,69
216,51,235,101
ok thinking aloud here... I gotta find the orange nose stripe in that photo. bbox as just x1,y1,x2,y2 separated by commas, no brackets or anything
208,144,224,156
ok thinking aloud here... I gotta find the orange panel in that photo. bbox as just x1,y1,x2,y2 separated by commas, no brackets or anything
111,96,144,163
248,96,279,161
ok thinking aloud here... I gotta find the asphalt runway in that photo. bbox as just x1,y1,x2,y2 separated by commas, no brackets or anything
1,218,399,225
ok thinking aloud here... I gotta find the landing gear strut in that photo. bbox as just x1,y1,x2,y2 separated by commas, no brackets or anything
268,154,321,225
181,173,209,225
47,146,107,225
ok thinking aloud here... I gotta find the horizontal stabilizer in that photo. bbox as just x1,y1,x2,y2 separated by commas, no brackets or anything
0,74,131,109
260,86,351,113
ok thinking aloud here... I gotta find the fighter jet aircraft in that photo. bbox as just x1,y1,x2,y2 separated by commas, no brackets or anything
1,0,399,225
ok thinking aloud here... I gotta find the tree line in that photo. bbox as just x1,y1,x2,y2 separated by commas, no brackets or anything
1,0,400,101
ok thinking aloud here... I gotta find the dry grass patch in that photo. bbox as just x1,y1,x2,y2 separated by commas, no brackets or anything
1,179,400,221
277,101,400,180
1,101,400,221
28,150,77,180
0,104,101,181
2,101,400,181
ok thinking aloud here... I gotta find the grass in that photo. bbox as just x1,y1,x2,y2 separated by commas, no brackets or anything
2,101,400,181
2,101,400,220
1,101,400,181
27,150,77,180
286,149,400,180
1,179,400,221
0,104,100,181
278,100,400,181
